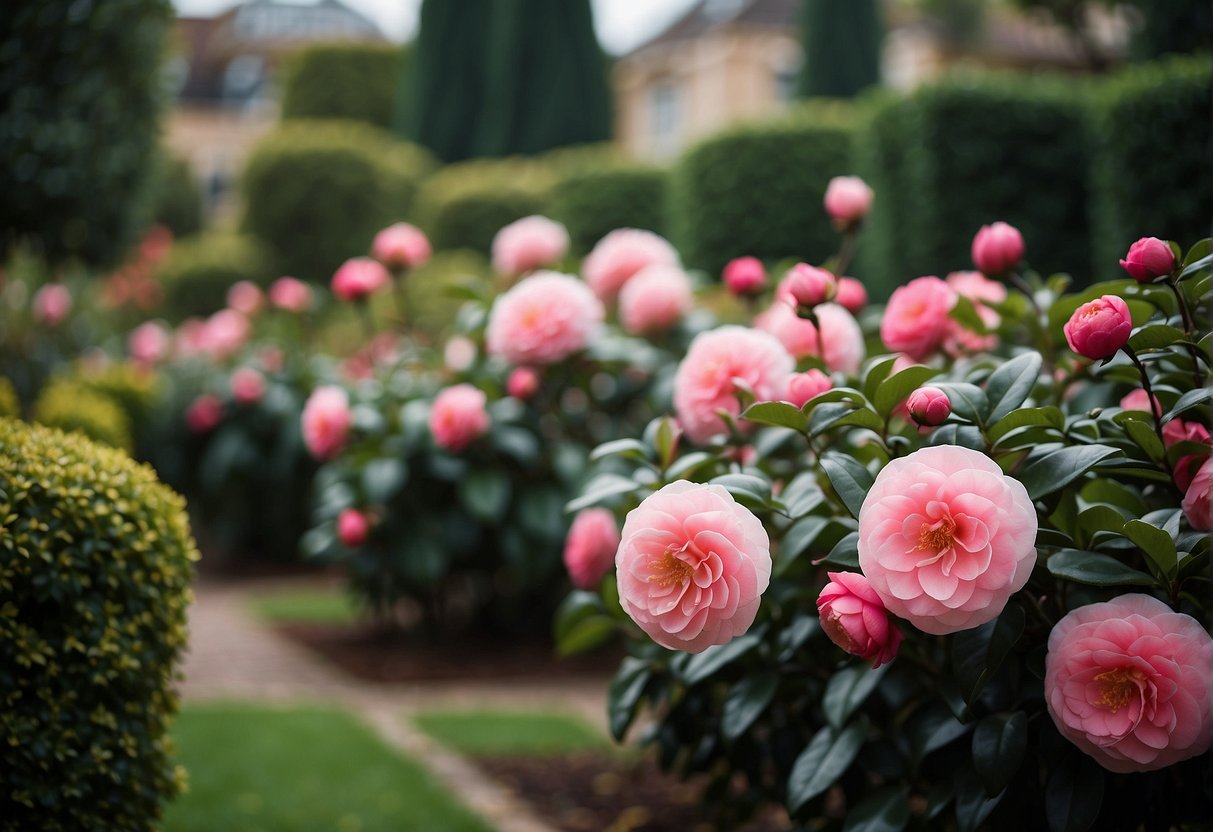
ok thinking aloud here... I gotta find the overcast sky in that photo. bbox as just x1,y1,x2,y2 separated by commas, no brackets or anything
172,0,699,54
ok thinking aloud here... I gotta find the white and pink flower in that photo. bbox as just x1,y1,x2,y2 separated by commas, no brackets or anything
618,264,693,335
492,215,570,277
301,386,351,461
880,276,956,361
372,222,431,271
582,229,679,302
429,384,490,452
754,302,865,375
485,271,604,365
563,508,620,590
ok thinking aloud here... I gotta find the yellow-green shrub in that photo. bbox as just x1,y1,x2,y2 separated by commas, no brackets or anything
0,376,18,418
0,418,198,830
33,379,133,452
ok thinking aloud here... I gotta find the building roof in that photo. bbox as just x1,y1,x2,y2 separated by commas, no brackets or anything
628,0,800,56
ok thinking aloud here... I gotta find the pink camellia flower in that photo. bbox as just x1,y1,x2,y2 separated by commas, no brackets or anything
1182,457,1212,530
1163,418,1211,491
443,335,477,373
185,394,223,434
201,309,250,360
226,281,263,316
673,326,793,444
943,271,1006,356
754,302,865,374
783,263,837,309
33,284,72,326
269,276,313,313
906,386,951,427
880,276,957,361
947,270,1008,307
618,264,693,334
485,271,604,365
371,222,431,271
823,176,874,228
563,508,620,590
331,257,390,303
785,369,833,408
582,228,680,302
128,321,171,365
835,277,868,313
1119,388,1161,417
175,318,208,359
722,256,767,297
429,383,490,452
1045,593,1213,773
230,367,266,405
616,481,772,653
1064,295,1132,360
337,508,370,548
491,215,570,277
1119,237,1175,283
506,366,540,400
858,445,1037,635
971,221,1025,276
816,571,903,668
301,386,351,461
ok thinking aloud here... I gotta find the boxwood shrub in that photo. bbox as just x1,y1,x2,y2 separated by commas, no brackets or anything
280,42,407,129
852,92,917,299
0,376,19,419
550,163,669,255
33,378,133,452
0,418,197,830
670,103,854,277
155,231,270,321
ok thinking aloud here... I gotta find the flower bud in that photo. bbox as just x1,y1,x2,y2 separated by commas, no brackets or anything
835,277,867,313
816,571,902,668
722,256,766,297
230,367,266,405
337,508,370,548
1063,295,1132,360
784,263,836,312
563,508,620,590
906,386,951,427
785,369,832,408
1119,237,1175,283
185,394,223,434
331,257,389,303
269,276,313,313
372,222,431,272
823,176,874,228
506,366,540,400
971,222,1025,276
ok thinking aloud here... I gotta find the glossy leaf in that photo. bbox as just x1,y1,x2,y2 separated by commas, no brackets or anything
955,768,1005,832
874,365,939,418
788,717,869,812
1122,519,1178,580
909,704,971,766
1127,324,1187,353
933,382,990,425
589,438,651,462
843,786,910,832
1046,754,1104,832
1046,549,1155,587
721,672,779,741
820,530,860,569
1015,444,1122,500
951,603,1025,705
823,662,890,729
988,406,1064,444
565,474,638,513
821,452,874,518
742,400,809,433
679,629,764,686
607,657,650,741
972,712,1028,797
985,351,1043,423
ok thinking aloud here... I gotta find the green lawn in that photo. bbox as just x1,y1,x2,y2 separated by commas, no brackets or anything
413,709,610,757
249,584,363,624
163,704,490,832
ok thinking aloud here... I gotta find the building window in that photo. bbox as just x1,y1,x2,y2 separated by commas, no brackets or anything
649,81,682,156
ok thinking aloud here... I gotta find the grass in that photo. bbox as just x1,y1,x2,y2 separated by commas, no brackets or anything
413,709,610,758
249,584,363,624
163,704,491,832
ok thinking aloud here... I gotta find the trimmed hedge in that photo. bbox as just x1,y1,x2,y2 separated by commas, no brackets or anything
280,42,408,129
415,158,555,254
241,121,436,281
670,103,854,277
851,91,915,298
149,153,203,238
156,232,270,321
33,379,133,452
550,164,669,255
1090,53,1212,278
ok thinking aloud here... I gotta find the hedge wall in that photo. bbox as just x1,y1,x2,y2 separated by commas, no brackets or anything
550,164,669,255
149,153,203,238
670,103,854,277
852,92,915,298
156,232,271,321
280,42,407,130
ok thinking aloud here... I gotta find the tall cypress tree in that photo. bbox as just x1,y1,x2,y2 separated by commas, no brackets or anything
797,0,883,99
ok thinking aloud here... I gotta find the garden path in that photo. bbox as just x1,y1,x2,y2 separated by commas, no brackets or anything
180,578,612,832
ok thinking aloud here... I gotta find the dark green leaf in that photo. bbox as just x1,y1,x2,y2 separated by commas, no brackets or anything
1046,754,1104,832
565,474,638,513
1015,444,1122,500
1121,418,1165,461
874,365,940,418
665,451,716,480
589,438,651,462
1122,519,1178,580
655,416,680,469
843,786,910,832
679,629,764,686
972,712,1028,797
933,382,990,425
955,768,1005,832
985,351,1043,423
950,294,992,333
1046,549,1155,587
1127,324,1187,353
820,530,860,569
988,406,1065,444
710,473,772,508
491,425,540,465
779,472,824,518
607,657,650,741
950,604,1026,705
742,400,809,433
1165,386,1213,423
788,717,869,812
909,705,971,765
821,453,874,519
863,355,899,401
823,662,890,729
361,457,407,503
778,516,829,571
722,672,779,741
457,468,511,523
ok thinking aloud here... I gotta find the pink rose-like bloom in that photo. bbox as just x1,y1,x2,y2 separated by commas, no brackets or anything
722,256,766,297
230,367,266,405
202,309,250,360
582,228,679,302
1163,418,1211,491
443,335,477,372
835,277,868,313
186,394,223,434
754,302,866,374
491,215,570,277
33,284,72,326
337,508,370,548
506,366,540,400
485,271,604,365
971,221,1025,276
618,264,693,334
331,257,390,303
1064,295,1132,360
880,276,957,361
947,270,1008,307
372,222,431,271
226,280,263,315
1182,458,1212,531
128,321,171,365
269,276,313,313
1120,389,1162,417
563,508,620,590
783,263,837,309
858,445,1037,635
673,326,794,444
823,176,874,226
906,386,951,427
785,369,833,408
301,386,351,461
816,571,903,668
1120,237,1175,283
175,318,208,359
429,383,490,452
616,481,772,653
1045,593,1213,773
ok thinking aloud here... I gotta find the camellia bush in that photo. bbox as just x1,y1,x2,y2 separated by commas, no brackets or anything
556,181,1212,830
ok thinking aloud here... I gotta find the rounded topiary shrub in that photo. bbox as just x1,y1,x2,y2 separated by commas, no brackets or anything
0,418,198,830
280,42,408,129
149,153,203,238
0,376,19,419
415,157,554,254
155,231,270,321
550,164,669,255
33,379,133,452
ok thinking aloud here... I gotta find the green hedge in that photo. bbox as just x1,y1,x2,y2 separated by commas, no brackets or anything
851,91,915,298
241,120,436,281
550,164,668,255
0,419,196,830
0,377,19,419
670,103,854,277
156,231,270,321
280,42,407,130
33,379,133,452
1090,53,1212,278
149,153,203,237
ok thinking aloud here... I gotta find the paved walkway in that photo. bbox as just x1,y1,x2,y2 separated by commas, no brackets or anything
180,579,613,832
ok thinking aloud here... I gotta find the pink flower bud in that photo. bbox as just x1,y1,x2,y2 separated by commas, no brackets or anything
563,508,620,590
371,222,431,271
823,176,874,227
506,366,540,400
785,369,832,408
722,256,767,297
337,508,371,547
33,284,72,326
1119,237,1175,282
906,386,951,427
971,222,1025,276
301,386,351,460
269,276,313,313
128,321,171,365
230,367,266,405
226,280,264,315
1063,295,1132,360
331,257,390,303
835,277,867,313
186,394,223,434
816,571,903,668
429,384,490,452
783,263,836,310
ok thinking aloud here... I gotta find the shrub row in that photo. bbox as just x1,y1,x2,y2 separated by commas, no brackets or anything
279,42,408,130
155,231,271,321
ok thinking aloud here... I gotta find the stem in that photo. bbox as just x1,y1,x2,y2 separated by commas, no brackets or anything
835,227,858,277
1165,275,1204,388
1124,345,1175,481
1007,271,1041,317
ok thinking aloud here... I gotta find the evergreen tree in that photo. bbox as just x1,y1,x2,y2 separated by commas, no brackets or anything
797,0,883,99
